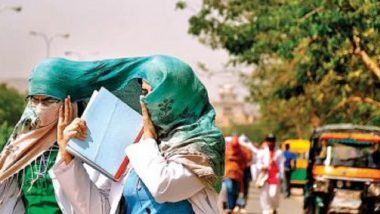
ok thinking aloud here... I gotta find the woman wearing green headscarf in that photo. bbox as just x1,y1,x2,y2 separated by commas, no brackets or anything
0,89,64,213
0,55,224,213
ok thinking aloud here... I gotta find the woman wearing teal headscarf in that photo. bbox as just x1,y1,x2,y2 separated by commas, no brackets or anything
0,81,64,213
6,55,224,214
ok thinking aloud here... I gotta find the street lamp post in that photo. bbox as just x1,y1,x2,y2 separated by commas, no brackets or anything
30,31,70,57
0,5,22,13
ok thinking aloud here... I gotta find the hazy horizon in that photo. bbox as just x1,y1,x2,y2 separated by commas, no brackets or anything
0,0,251,101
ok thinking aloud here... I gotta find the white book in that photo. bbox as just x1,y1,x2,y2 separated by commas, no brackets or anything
67,87,143,181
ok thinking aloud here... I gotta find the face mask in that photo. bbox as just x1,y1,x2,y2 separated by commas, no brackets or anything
32,102,61,127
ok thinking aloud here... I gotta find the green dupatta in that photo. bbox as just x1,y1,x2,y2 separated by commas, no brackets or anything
29,55,225,191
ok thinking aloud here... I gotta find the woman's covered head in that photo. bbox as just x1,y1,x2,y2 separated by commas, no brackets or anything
137,57,211,137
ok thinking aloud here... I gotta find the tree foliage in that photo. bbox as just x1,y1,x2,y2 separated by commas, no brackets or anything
180,0,380,140
0,83,25,150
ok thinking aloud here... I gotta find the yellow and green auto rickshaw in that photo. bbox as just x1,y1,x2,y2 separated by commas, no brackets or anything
304,124,380,214
281,139,310,187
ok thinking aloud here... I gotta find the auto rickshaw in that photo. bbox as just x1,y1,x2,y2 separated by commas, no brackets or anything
281,139,310,186
304,124,380,214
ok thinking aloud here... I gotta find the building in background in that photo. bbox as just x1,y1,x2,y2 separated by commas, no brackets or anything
212,84,258,127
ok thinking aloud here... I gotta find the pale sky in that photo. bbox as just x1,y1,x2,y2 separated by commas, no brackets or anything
0,0,250,101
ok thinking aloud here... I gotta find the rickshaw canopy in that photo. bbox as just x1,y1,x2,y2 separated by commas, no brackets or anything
319,132,380,143
282,139,311,153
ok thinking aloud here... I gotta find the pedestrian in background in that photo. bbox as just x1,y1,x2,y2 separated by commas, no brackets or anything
224,135,252,213
283,143,297,198
256,134,283,214
237,134,258,212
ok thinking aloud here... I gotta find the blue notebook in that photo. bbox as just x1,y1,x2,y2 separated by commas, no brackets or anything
67,87,143,181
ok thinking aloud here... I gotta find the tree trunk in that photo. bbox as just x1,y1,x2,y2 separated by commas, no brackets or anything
352,36,380,80
310,107,322,129
295,123,303,139
356,50,380,80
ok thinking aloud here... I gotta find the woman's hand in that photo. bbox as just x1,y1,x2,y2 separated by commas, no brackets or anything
140,101,157,140
57,96,87,164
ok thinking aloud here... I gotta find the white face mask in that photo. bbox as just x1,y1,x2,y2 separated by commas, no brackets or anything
32,102,61,127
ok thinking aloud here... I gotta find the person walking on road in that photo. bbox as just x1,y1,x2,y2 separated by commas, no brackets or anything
283,143,297,198
237,134,257,212
256,134,283,214
224,135,252,213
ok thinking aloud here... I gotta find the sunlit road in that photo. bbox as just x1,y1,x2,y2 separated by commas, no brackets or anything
244,185,304,214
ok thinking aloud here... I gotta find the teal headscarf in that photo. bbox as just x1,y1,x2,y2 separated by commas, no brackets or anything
29,55,225,191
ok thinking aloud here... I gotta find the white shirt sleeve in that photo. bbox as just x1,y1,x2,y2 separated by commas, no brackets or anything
51,158,111,214
125,138,205,203
258,147,271,170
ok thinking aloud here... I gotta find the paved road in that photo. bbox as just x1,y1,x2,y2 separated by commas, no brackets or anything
244,185,304,214
219,183,304,214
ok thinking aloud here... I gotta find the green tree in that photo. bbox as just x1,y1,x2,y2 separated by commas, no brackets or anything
179,0,380,140
0,83,25,150
0,122,14,151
